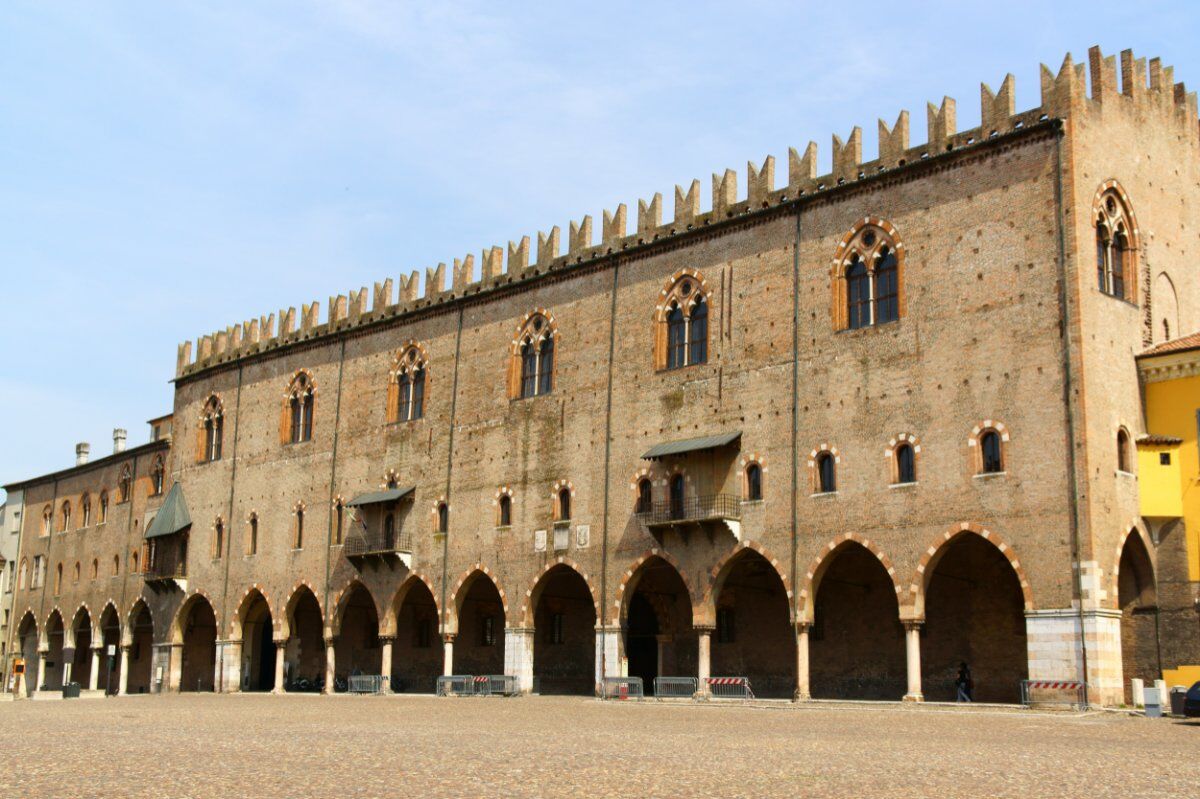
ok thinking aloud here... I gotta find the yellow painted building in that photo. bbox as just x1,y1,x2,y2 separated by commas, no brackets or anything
1137,332,1200,687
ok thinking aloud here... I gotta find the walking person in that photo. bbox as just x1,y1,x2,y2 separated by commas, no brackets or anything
955,662,974,702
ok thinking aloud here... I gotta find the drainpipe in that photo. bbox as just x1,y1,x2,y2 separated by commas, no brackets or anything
598,256,622,692
1053,126,1091,705
320,341,348,671
790,205,803,698
438,308,466,649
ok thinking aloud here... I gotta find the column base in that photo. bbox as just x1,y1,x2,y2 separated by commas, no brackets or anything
793,691,811,702
902,692,924,702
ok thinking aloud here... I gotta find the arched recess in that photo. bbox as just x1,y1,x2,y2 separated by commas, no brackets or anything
387,574,441,693
708,548,796,698
98,603,122,695
70,606,94,689
1153,272,1179,343
282,584,325,691
452,569,506,676
1116,529,1159,704
175,593,217,692
619,553,696,696
916,527,1029,703
332,581,381,689
806,539,906,700
528,564,597,695
44,610,65,691
125,600,154,694
16,612,39,697
235,588,275,692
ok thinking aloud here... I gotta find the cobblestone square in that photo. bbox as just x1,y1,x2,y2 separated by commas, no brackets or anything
1,695,1196,799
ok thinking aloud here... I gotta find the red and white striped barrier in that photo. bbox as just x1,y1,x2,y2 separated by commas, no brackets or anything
1025,680,1083,690
707,677,748,686
705,676,755,699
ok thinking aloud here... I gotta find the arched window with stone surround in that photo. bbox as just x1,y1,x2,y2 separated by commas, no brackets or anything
282,371,316,443
832,219,906,331
81,493,91,528
60,501,71,532
99,491,109,523
656,271,710,370
511,311,557,399
1094,185,1138,303
636,478,653,513
200,395,223,462
388,343,428,423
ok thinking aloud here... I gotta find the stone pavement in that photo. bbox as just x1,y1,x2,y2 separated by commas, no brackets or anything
0,694,1195,798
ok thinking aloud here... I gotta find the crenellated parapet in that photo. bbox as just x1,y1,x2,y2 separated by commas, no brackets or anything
175,46,1199,380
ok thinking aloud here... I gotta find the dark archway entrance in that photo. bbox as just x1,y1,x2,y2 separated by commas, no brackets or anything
285,587,325,691
1118,532,1159,704
623,557,694,695
127,603,154,694
921,534,1027,703
179,596,217,692
334,584,380,690
532,566,596,695
99,605,122,695
453,573,505,676
392,580,441,693
70,608,93,690
711,551,795,698
44,611,65,691
239,592,275,691
810,543,906,699
17,614,38,697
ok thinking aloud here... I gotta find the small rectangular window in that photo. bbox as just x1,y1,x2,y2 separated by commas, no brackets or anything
551,613,565,645
481,615,495,647
416,618,432,649
716,607,736,644
1160,452,1171,466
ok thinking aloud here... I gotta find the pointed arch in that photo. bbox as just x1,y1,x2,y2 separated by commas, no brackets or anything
614,548,696,626
831,217,906,331
387,340,430,423
519,557,600,627
68,604,93,648
381,571,440,636
908,522,1033,617
280,581,324,639
328,578,381,637
1112,525,1156,609
445,565,510,633
125,598,154,645
654,268,712,370
702,540,793,626
230,585,276,639
1093,180,1140,303
508,309,558,399
799,533,902,622
172,591,219,645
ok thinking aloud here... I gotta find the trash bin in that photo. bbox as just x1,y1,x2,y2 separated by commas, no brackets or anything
62,682,81,699
1170,686,1187,716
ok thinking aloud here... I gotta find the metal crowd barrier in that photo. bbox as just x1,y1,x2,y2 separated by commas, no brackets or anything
347,674,387,694
437,675,476,696
600,676,644,700
1020,679,1086,709
475,675,520,696
705,676,754,700
654,676,699,699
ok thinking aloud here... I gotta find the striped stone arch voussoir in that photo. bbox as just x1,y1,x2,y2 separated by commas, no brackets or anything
519,556,601,627
445,564,510,628
381,570,441,635
173,589,221,644
327,578,380,637
125,597,155,643
701,540,793,625
229,583,277,638
799,533,901,622
614,548,695,621
909,522,1033,615
1109,522,1154,610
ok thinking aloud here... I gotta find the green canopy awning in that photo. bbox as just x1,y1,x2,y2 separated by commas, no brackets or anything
144,483,192,539
346,486,416,507
641,432,741,460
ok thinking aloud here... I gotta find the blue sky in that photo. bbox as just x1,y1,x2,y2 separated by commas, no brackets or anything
1,1,1196,495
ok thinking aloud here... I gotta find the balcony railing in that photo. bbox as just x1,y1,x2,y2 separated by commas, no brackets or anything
143,563,187,582
635,494,742,527
344,528,414,558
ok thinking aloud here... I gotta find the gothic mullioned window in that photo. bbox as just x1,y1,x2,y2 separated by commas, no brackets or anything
832,220,905,331
511,312,556,399
283,371,315,443
656,272,709,370
200,395,223,462
1095,187,1137,303
388,344,428,422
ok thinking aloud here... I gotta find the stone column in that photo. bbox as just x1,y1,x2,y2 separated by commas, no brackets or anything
118,645,130,696
63,657,73,687
217,639,242,693
166,642,183,692
503,627,534,693
795,622,811,701
89,647,102,691
273,641,287,694
442,633,456,676
378,635,395,693
903,621,924,702
594,625,622,694
34,648,48,694
323,637,337,694
696,625,713,696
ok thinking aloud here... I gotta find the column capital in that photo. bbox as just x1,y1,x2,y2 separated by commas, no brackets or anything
377,635,396,645
324,636,338,646
794,620,812,633
274,639,289,649
693,624,716,634
441,633,457,644
902,619,924,632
